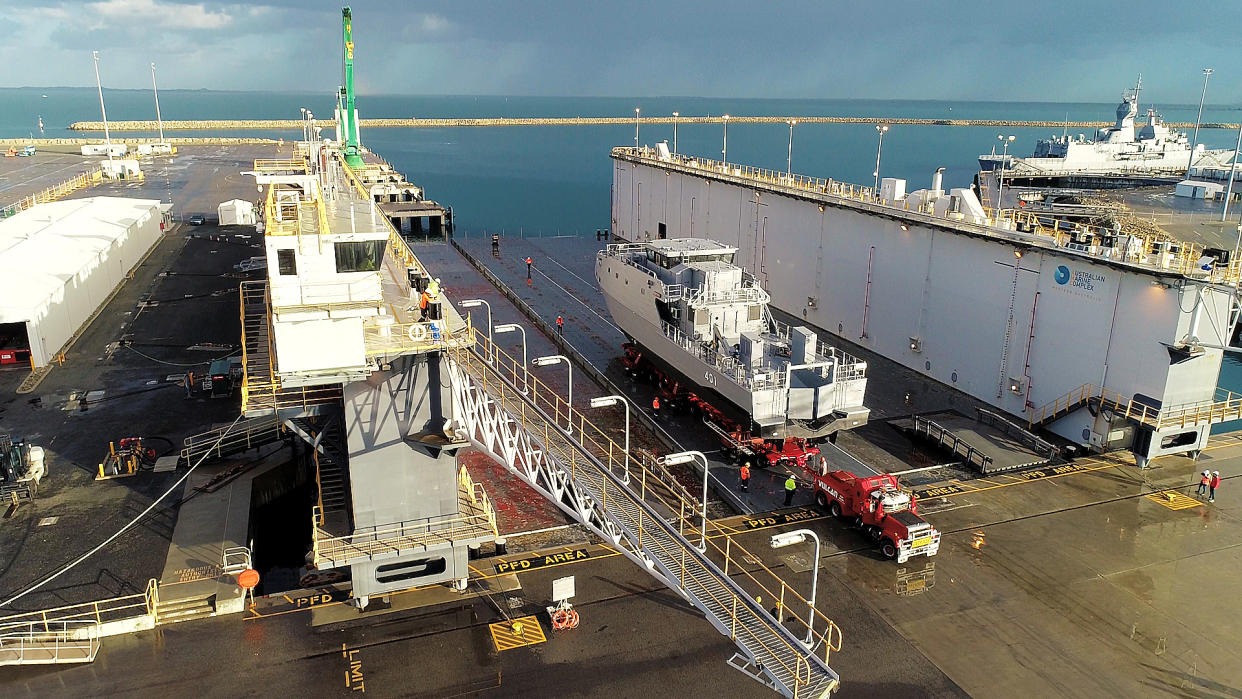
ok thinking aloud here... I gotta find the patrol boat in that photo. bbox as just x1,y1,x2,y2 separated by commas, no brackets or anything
979,77,1235,177
595,237,870,439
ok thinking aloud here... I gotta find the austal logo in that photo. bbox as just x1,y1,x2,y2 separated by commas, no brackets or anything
1054,264,1105,291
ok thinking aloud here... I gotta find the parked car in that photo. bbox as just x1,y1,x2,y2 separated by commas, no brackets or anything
188,214,206,225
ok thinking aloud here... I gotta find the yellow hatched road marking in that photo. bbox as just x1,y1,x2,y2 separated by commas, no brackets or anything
1145,491,1204,511
489,615,546,652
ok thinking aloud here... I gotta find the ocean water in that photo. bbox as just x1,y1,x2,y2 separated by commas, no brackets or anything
5,89,1242,236
4,88,1241,415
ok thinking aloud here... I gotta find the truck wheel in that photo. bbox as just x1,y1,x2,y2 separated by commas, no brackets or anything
816,492,829,509
881,541,898,560
828,500,842,519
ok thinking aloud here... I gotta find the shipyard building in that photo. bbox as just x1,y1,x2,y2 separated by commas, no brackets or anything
611,146,1240,465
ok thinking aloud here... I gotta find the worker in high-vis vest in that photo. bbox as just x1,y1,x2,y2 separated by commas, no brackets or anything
783,475,797,506
652,396,660,418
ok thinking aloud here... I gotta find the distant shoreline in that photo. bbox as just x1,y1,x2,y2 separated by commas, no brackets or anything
66,116,1242,131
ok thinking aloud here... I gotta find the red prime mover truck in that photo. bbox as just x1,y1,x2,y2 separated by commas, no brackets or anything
810,468,941,563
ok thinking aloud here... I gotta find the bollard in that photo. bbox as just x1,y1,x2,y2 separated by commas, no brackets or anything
495,537,508,556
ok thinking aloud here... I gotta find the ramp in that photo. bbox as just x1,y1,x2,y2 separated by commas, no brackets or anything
899,409,1056,474
0,621,100,665
448,333,843,698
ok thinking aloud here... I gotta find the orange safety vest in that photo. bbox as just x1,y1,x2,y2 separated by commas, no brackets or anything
419,292,430,310
557,316,563,326
740,465,750,480
652,397,660,409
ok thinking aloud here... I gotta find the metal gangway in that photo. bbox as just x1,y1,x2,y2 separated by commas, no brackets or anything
447,332,843,698
180,415,284,463
0,621,100,665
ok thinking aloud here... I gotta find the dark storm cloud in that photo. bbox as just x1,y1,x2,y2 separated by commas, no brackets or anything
3,0,1240,102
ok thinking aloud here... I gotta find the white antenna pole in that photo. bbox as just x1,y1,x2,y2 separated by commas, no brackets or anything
151,62,165,144
92,50,114,165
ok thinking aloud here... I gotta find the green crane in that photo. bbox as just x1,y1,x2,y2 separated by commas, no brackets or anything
338,6,364,168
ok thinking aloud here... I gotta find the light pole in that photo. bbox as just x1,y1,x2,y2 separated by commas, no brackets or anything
589,395,630,484
1188,68,1214,176
532,355,572,433
769,529,821,648
459,299,492,361
493,323,527,393
1221,120,1242,222
997,134,1016,209
662,450,709,552
91,50,114,166
787,119,797,177
672,111,679,154
872,123,889,194
635,107,640,150
150,63,165,145
722,114,730,163
300,108,309,142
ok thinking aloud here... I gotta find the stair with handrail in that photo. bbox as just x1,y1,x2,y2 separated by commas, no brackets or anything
1028,383,1242,432
448,331,842,698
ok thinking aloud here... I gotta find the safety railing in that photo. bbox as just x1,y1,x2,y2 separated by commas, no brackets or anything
362,318,470,358
911,415,994,472
613,147,1242,284
0,169,101,219
311,466,497,568
687,285,770,308
0,579,158,634
252,158,306,173
0,621,100,665
1027,383,1242,431
976,409,1057,459
454,329,845,691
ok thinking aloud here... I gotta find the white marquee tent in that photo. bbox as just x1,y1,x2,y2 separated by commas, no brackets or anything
217,199,256,226
0,197,164,367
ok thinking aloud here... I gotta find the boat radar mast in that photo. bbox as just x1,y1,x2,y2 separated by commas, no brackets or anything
338,6,364,168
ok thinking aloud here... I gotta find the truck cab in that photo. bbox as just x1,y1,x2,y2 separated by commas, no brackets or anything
810,468,940,563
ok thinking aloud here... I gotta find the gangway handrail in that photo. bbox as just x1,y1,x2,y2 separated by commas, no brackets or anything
0,579,158,633
453,330,845,694
0,620,100,665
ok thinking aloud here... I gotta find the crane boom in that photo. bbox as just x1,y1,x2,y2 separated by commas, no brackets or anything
339,6,364,167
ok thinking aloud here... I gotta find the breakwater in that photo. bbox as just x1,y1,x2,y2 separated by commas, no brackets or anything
1,136,279,145
67,117,1242,131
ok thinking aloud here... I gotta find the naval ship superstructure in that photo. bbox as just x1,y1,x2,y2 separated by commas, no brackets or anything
596,237,870,439
979,79,1235,178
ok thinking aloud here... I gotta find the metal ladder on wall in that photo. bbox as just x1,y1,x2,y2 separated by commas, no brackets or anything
447,337,842,698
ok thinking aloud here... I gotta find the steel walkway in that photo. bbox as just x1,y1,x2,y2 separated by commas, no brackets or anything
1029,383,1242,431
448,334,842,698
180,415,284,463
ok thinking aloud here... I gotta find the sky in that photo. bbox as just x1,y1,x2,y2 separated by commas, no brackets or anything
2,0,1241,103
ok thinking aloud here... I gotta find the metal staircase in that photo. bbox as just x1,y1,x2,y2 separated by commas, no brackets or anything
286,416,353,534
1029,383,1242,431
448,334,842,698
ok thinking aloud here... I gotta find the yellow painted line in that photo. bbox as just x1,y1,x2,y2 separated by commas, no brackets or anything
1145,491,1204,511
489,615,546,651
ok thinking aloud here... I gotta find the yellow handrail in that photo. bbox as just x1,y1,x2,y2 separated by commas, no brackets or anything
455,330,844,686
